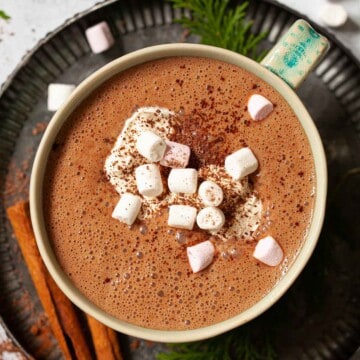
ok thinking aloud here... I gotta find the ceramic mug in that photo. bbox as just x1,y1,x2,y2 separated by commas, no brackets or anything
30,20,328,342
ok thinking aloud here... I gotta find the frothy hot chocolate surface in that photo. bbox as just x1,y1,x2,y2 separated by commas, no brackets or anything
43,56,315,330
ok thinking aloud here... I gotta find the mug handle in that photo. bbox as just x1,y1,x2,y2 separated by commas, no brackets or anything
260,19,329,89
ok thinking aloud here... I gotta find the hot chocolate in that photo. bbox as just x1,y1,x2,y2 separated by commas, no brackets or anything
43,56,315,330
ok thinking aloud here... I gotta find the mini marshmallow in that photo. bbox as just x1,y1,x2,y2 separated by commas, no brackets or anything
225,147,258,180
112,193,141,225
160,141,191,168
248,94,273,121
136,131,166,162
198,180,223,207
168,205,197,230
135,164,163,197
187,241,215,273
320,3,347,28
196,207,225,231
168,168,198,194
253,236,283,266
47,83,76,111
85,21,115,54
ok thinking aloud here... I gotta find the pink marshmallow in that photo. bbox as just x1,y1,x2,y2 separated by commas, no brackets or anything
160,141,191,168
187,241,215,273
253,236,283,266
248,94,273,121
85,21,115,54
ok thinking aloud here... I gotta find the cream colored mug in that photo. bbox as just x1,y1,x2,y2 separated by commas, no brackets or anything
30,20,328,342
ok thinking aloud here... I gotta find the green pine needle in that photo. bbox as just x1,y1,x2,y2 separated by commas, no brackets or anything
0,10,11,20
170,0,267,61
157,328,277,360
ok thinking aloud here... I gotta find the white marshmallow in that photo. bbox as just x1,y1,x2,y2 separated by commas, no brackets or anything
187,241,215,273
320,4,347,28
253,236,283,266
196,207,225,231
168,205,197,230
248,94,273,121
136,131,166,162
47,83,76,111
85,21,115,54
168,168,198,194
135,164,163,197
112,193,141,225
160,141,191,168
225,147,258,180
198,181,223,207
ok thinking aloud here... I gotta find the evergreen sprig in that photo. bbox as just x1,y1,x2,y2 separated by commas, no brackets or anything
156,328,277,360
0,10,11,20
170,0,267,61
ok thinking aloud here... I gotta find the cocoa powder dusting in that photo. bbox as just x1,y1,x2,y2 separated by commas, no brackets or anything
4,147,33,205
31,122,48,136
5,291,57,359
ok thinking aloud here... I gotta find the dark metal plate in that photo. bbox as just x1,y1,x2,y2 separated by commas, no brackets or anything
0,0,359,358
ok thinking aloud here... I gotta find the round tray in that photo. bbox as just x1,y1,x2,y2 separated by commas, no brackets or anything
1,0,360,358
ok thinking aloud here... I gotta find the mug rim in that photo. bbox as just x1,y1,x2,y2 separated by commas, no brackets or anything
30,43,327,342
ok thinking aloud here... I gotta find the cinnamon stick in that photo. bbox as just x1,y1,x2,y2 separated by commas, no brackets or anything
86,315,123,360
46,276,92,360
6,201,92,360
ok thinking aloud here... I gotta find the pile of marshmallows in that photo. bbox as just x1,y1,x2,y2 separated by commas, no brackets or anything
111,94,284,273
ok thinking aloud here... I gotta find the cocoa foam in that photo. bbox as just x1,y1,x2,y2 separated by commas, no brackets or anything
43,57,315,330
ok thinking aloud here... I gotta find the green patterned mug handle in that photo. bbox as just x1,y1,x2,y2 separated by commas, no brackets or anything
261,19,329,89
